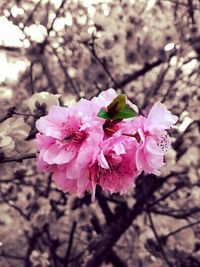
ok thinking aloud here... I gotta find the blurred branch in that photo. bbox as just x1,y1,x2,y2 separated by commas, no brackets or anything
148,183,184,208
0,153,36,164
11,110,38,118
115,59,163,89
163,0,199,10
0,107,38,123
96,187,114,224
115,50,176,90
65,221,77,266
24,0,42,26
0,45,22,52
90,214,128,267
85,175,170,267
38,55,58,94
45,224,64,267
25,228,43,267
0,251,26,261
148,212,173,267
187,0,196,25
87,35,120,90
163,219,200,240
29,61,35,95
51,46,80,97
174,120,200,160
46,0,67,36
0,186,29,220
142,64,170,109
151,207,200,219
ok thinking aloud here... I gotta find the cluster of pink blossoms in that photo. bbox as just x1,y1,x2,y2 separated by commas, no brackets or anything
35,89,177,199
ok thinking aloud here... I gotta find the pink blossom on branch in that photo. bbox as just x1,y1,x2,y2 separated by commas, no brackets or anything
35,89,177,199
119,102,178,175
89,135,138,198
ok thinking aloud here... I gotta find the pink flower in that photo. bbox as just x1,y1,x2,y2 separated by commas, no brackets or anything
35,99,104,192
51,135,139,199
51,132,103,197
88,136,139,198
120,102,178,175
35,88,178,199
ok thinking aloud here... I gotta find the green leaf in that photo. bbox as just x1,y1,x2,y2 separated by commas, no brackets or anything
107,94,126,117
97,109,110,120
112,104,137,120
97,95,138,121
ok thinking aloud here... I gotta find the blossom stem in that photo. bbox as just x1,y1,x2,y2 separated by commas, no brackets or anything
105,127,140,141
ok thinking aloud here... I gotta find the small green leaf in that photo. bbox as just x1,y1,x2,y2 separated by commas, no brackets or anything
97,95,138,121
112,104,137,120
97,109,110,120
107,94,126,117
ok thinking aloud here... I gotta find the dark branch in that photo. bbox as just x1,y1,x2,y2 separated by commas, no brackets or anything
65,221,77,266
0,153,36,164
148,212,173,267
115,59,163,89
85,175,169,267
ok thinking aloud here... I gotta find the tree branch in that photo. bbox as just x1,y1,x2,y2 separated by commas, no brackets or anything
65,221,77,266
0,153,36,164
114,59,163,89
163,219,200,240
85,175,169,267
148,212,173,267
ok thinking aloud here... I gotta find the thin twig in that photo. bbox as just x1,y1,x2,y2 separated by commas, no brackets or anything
29,61,35,95
0,186,29,220
51,46,80,97
87,34,120,90
46,0,67,36
148,212,173,267
39,55,58,94
116,59,163,89
164,219,200,240
65,221,77,266
0,251,26,261
0,153,36,164
151,207,200,219
148,184,184,208
11,111,38,118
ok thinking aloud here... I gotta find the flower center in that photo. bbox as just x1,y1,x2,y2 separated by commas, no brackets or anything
63,130,86,144
155,133,170,152
61,119,87,145
97,156,122,182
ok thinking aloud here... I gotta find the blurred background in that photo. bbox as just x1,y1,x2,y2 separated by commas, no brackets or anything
0,0,200,266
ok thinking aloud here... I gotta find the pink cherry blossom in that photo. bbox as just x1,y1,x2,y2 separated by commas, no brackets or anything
35,89,178,199
35,98,103,176
51,131,103,197
88,136,139,197
119,102,178,175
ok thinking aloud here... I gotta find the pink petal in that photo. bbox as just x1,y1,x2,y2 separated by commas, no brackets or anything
113,143,126,155
147,102,178,131
42,144,61,164
36,117,61,139
77,169,91,197
48,105,71,123
53,147,76,164
98,150,109,169
52,170,77,194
